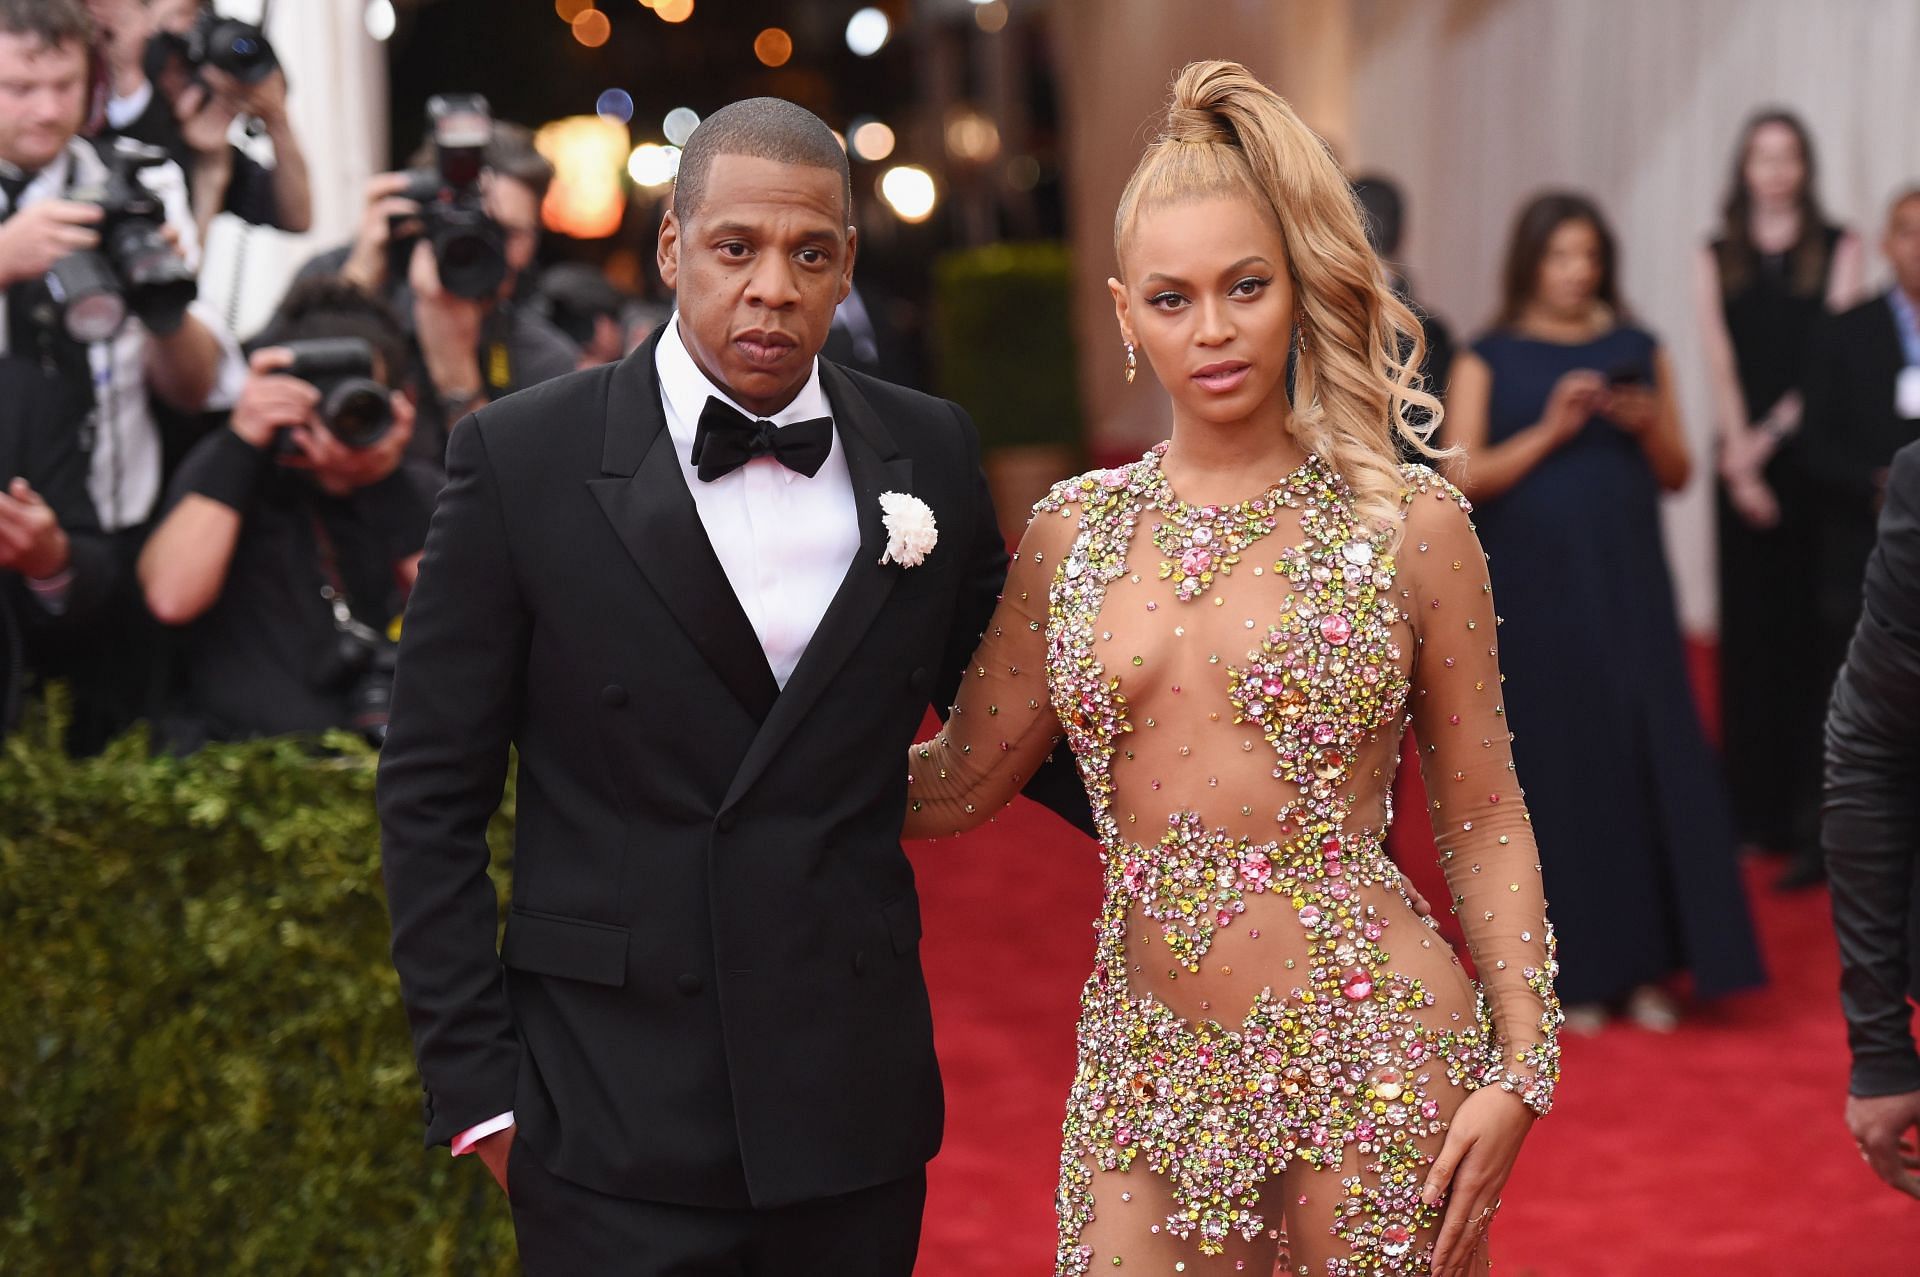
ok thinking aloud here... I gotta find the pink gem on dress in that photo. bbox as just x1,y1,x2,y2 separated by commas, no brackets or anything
1099,468,1130,488
1340,967,1374,1000
1181,547,1214,576
1297,904,1322,927
1381,1225,1413,1258
1319,613,1352,645
1312,722,1337,746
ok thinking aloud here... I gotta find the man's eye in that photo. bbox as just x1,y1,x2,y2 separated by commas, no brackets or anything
797,248,828,265
718,243,750,258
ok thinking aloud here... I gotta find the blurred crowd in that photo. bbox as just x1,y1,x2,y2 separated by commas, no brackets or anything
2,3,1918,1030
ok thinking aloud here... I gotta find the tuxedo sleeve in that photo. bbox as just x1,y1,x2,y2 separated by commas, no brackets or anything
377,413,531,1148
936,402,1092,836
1824,441,1920,1098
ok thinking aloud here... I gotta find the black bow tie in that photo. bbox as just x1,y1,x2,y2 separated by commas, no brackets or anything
691,397,834,482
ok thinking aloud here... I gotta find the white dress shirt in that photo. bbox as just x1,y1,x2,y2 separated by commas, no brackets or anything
450,315,861,1157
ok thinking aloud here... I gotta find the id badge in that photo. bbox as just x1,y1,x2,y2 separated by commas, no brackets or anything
1898,366,1920,420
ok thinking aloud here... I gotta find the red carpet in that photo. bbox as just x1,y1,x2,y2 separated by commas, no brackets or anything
910,797,1920,1275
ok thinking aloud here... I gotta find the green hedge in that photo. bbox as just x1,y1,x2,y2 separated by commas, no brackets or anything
932,240,1084,453
0,694,518,1275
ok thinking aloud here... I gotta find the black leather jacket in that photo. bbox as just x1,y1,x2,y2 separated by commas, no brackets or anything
1824,438,1920,1098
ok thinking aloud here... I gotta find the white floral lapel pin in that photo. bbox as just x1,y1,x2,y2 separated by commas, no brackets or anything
878,492,938,568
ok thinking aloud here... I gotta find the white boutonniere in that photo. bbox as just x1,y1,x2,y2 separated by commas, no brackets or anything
878,491,938,568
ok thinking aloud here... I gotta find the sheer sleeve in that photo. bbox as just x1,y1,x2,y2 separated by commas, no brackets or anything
1401,468,1565,1115
904,491,1076,839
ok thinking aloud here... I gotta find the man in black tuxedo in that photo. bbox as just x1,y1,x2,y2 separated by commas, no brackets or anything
1789,188,1920,888
377,98,1088,1274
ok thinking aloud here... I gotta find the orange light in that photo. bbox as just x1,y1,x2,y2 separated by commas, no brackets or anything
753,27,792,67
655,0,693,22
572,9,611,45
536,115,631,239
974,1,1008,34
555,0,591,21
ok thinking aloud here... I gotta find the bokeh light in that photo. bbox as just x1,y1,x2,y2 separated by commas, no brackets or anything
753,27,793,68
945,110,1001,163
879,165,936,223
535,115,630,238
555,0,590,20
845,8,890,57
655,0,694,23
571,8,611,46
1006,154,1041,191
848,118,896,163
663,107,701,147
364,0,396,41
628,142,682,188
974,1,1008,33
595,88,634,124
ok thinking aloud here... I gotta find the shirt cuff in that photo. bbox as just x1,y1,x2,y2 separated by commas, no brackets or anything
26,568,73,615
450,1110,514,1156
1850,1049,1920,1099
105,80,154,130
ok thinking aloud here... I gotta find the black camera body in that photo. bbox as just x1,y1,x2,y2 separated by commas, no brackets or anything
147,11,279,87
282,337,394,450
391,94,509,301
43,140,198,343
311,618,398,748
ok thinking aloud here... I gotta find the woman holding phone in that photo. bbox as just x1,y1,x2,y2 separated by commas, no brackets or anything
1442,193,1763,1034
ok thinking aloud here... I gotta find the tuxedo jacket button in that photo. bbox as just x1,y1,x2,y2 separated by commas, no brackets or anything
676,973,703,997
601,684,628,708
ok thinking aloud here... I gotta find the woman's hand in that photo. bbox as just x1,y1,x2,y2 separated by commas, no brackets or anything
1542,369,1604,443
1602,383,1658,435
1719,430,1782,529
1421,1086,1537,1276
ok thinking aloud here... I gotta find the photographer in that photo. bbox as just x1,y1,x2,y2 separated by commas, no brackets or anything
1,0,239,749
1,353,113,733
88,0,312,239
139,277,425,747
297,108,577,472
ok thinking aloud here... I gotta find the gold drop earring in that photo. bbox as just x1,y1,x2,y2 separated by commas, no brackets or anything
1124,341,1138,385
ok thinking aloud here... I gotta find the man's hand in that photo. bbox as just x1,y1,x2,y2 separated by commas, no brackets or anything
0,200,103,287
472,1123,515,1197
409,239,487,400
207,65,290,129
1848,1089,1920,1200
340,172,421,295
172,80,242,159
229,347,319,449
0,478,72,580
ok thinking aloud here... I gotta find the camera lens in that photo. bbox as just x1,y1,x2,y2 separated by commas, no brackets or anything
44,251,129,343
322,379,394,449
106,219,197,336
432,217,509,300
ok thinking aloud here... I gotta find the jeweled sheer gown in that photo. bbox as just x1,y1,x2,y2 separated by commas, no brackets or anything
905,446,1562,1276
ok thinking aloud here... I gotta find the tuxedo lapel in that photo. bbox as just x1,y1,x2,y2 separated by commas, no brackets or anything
723,362,914,808
588,335,781,723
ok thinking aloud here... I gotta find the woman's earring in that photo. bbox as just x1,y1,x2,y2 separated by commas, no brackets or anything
1295,319,1311,354
1124,341,1138,385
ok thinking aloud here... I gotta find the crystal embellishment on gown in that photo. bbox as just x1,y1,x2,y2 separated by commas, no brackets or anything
907,444,1562,1276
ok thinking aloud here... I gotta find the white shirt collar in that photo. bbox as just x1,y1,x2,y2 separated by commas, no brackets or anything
656,313,832,441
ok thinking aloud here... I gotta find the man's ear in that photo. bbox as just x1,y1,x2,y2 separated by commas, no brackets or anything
658,208,682,291
838,225,858,305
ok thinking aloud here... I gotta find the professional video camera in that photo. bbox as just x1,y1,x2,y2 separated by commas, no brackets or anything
144,8,279,87
391,94,509,301
42,140,197,343
281,338,394,450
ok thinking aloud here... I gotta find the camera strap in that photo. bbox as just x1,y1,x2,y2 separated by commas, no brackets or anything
308,506,383,646
484,309,513,397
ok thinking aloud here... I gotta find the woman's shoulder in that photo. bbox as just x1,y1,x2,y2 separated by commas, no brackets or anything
1397,462,1473,516
1033,445,1163,518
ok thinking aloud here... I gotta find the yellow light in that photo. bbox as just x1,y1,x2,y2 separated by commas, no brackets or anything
753,27,792,67
555,0,590,20
535,115,631,239
879,165,937,223
628,142,682,188
945,110,1000,163
974,0,1008,33
850,120,895,163
655,0,693,22
572,9,610,45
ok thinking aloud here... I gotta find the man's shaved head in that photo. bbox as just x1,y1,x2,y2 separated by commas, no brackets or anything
673,97,851,225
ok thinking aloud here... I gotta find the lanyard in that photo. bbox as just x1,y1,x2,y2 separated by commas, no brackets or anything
1889,289,1920,367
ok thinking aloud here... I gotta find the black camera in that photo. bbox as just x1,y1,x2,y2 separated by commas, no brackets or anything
145,10,279,88
282,337,394,449
43,140,198,343
311,610,398,748
391,94,509,301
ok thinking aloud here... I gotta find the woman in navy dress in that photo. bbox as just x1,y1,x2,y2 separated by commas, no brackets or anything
1443,193,1764,1032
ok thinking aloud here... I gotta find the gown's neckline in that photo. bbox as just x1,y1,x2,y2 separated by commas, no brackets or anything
1137,440,1324,516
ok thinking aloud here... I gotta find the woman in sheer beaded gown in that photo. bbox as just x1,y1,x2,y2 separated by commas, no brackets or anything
902,63,1561,1277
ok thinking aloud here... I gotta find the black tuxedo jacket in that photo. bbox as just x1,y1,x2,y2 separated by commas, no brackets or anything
377,329,1089,1209
1802,292,1919,628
